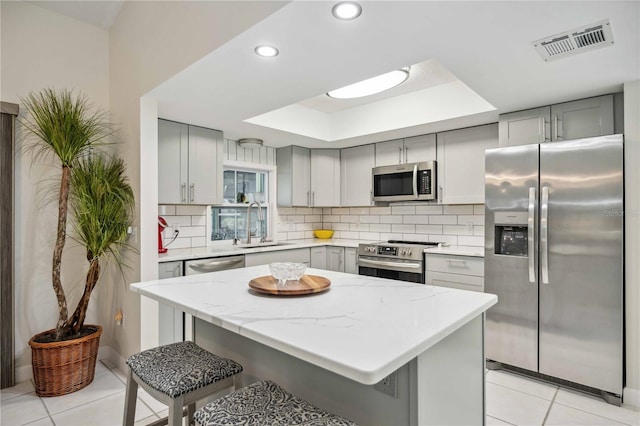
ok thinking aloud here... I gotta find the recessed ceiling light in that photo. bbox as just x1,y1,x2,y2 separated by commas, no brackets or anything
254,45,279,57
332,1,362,20
326,67,411,99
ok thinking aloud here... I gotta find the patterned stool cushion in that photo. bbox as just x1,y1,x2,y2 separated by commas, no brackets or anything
194,380,356,426
126,341,242,398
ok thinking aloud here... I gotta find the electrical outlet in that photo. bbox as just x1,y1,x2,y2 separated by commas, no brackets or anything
127,226,137,243
466,222,474,233
374,371,398,398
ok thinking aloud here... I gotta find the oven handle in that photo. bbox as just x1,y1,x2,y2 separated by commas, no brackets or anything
357,257,422,271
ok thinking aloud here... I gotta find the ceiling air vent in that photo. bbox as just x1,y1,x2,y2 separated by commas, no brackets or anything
533,19,614,62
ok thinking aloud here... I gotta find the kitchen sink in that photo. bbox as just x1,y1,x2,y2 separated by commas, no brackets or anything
236,241,293,249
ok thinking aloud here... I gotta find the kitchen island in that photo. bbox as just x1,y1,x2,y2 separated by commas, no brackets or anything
130,265,497,425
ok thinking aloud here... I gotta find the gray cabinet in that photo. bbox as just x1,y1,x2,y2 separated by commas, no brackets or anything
326,246,345,272
341,144,375,207
277,147,340,207
158,261,184,345
375,134,436,166
158,119,224,205
310,246,326,269
425,254,484,292
245,248,311,267
344,248,357,274
436,123,499,204
499,94,614,146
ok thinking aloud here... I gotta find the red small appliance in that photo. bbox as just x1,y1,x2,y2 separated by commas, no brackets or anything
158,216,169,253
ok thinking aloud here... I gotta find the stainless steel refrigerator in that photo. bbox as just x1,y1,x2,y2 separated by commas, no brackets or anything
484,134,624,403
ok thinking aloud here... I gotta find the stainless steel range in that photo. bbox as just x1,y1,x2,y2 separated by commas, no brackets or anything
357,240,441,284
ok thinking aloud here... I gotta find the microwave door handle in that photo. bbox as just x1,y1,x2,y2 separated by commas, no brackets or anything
412,164,418,198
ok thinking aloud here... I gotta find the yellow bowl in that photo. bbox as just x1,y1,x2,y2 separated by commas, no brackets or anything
313,229,334,239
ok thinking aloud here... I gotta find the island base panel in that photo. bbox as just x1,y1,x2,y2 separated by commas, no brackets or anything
194,315,485,425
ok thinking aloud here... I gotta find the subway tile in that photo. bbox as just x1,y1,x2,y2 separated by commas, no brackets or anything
158,205,176,215
287,231,304,240
331,230,342,239
312,222,324,230
350,207,370,215
416,225,443,234
359,215,379,224
340,231,359,239
415,205,443,215
457,236,484,246
323,215,339,223
444,205,474,215
304,230,315,239
403,215,429,225
369,223,391,232
167,238,192,249
380,233,402,241
369,206,391,215
175,205,207,216
277,232,289,241
332,208,351,215
191,215,207,226
163,215,192,226
304,215,321,223
289,215,305,223
332,223,350,231
380,215,403,224
429,215,458,225
340,215,359,223
400,235,428,243
177,226,206,238
277,207,297,215
391,224,416,233
474,204,485,215
322,207,333,214
443,225,473,235
191,237,206,247
350,223,370,232
295,207,314,215
359,232,381,241
312,208,323,215
391,205,416,215
474,226,485,237
458,215,484,225
295,223,313,231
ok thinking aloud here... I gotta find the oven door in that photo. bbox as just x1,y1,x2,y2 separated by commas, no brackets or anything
358,256,424,284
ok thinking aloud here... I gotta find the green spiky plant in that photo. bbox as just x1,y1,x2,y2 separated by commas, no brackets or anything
20,88,134,341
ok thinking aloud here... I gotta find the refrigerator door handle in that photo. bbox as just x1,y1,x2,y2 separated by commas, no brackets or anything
541,186,550,284
528,187,536,283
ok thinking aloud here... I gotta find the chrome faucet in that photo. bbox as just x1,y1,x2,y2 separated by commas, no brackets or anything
246,201,263,244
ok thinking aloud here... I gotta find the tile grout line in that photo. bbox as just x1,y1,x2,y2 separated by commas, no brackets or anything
541,387,559,425
108,364,163,417
488,380,557,402
551,399,636,426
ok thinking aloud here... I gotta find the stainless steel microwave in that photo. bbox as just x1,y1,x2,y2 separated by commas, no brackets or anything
372,161,437,202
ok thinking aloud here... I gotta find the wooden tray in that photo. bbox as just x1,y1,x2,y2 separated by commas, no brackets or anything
249,275,331,296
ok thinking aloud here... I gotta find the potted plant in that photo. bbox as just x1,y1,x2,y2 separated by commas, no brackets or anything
20,89,134,396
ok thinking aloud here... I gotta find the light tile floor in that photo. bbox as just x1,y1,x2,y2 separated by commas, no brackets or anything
1,362,639,425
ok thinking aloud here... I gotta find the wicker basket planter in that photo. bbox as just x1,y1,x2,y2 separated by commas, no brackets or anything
28,325,102,397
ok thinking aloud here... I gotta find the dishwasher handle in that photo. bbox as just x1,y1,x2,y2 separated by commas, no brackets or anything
187,256,245,273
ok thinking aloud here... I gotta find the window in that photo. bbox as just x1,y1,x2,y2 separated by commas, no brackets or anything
211,168,268,241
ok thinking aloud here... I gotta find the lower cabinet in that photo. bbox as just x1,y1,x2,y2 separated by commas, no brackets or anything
158,261,185,345
425,254,484,292
344,248,357,274
310,246,357,273
310,247,326,269
245,248,311,267
326,247,345,272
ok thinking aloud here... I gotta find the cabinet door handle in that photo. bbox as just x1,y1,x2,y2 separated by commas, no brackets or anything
553,115,563,140
307,191,310,207
398,147,402,164
447,259,467,265
370,190,374,206
404,146,408,163
312,191,315,207
190,184,195,203
538,117,545,143
181,183,187,203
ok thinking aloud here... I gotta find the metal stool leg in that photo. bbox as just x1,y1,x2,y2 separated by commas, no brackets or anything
123,368,138,426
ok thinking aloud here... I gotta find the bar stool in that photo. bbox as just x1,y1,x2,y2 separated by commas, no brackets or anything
194,380,356,426
123,341,243,426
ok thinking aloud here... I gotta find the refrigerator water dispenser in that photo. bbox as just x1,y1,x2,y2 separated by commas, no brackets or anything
494,211,528,256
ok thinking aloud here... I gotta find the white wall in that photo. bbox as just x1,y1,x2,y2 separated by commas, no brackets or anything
108,0,287,364
624,80,640,405
0,1,110,377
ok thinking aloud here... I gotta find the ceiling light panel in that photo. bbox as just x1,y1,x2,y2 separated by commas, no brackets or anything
327,68,410,99
254,45,279,57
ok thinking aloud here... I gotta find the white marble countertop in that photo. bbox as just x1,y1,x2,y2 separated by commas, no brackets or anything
424,245,485,257
130,265,497,385
158,238,371,263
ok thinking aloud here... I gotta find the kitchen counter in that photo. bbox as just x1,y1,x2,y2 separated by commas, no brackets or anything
158,238,369,263
424,245,485,257
130,266,496,424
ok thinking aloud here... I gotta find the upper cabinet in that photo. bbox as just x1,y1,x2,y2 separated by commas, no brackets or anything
158,119,224,205
341,144,375,207
437,123,499,204
277,146,340,207
499,94,614,147
375,134,436,166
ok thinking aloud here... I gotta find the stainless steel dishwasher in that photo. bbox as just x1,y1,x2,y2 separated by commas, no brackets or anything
158,255,245,344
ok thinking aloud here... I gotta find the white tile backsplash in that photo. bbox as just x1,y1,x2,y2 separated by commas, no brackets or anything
160,201,486,247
